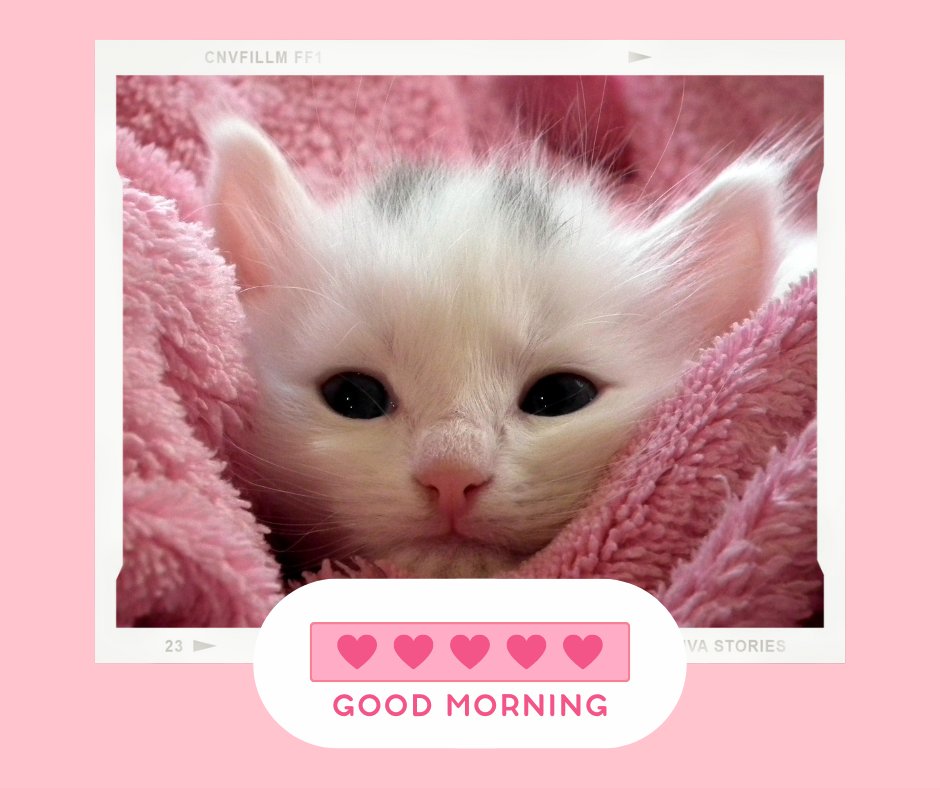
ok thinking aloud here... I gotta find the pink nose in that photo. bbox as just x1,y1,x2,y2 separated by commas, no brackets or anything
415,465,491,524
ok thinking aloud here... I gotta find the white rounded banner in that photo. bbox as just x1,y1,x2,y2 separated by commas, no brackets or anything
254,579,686,748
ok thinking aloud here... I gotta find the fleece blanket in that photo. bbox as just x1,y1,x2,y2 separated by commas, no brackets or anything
118,75,822,628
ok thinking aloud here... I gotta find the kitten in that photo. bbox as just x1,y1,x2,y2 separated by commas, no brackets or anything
209,119,814,579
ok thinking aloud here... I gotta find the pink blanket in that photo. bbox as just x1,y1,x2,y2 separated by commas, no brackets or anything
118,75,821,627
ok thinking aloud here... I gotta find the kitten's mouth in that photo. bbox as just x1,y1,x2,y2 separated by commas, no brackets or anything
413,532,498,550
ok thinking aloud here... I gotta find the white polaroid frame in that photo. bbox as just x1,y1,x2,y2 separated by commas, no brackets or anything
95,40,845,664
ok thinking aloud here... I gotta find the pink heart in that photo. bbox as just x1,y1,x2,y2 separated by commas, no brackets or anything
450,635,490,669
394,635,433,669
506,635,546,669
336,635,377,669
563,635,603,669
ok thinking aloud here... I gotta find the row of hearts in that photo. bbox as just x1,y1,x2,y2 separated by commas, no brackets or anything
336,634,604,669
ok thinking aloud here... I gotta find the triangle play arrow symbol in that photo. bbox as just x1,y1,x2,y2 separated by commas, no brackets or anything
628,51,651,63
193,640,215,652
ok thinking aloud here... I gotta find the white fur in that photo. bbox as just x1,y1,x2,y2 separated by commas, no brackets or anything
209,119,813,578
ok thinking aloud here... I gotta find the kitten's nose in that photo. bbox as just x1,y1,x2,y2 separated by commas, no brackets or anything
415,465,491,524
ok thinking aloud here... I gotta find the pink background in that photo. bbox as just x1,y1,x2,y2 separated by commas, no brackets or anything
6,4,929,785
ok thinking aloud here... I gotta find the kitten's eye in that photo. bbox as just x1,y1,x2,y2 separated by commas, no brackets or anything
321,373,392,419
520,373,598,417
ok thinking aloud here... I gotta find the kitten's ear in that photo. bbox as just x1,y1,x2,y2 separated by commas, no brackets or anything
207,119,315,290
641,162,783,353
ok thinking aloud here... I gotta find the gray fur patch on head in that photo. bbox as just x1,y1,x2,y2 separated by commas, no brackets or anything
371,164,439,218
493,170,557,243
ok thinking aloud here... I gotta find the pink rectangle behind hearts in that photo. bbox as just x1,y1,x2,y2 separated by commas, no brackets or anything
310,622,630,681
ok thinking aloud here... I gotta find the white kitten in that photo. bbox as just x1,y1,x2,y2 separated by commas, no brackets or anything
209,120,813,579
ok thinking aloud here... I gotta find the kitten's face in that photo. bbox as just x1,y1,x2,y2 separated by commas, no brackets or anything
210,121,779,578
